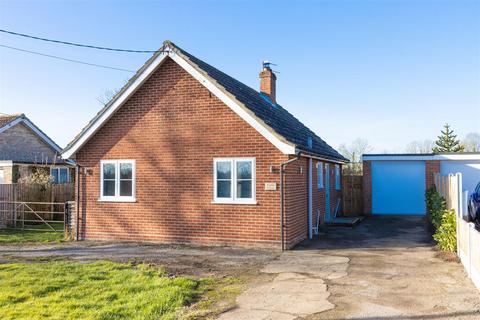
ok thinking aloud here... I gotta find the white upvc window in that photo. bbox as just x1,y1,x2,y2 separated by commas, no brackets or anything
100,160,136,202
213,158,256,204
317,162,324,189
335,164,341,190
50,167,70,184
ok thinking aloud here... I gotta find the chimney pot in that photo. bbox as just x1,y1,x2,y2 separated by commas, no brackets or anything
259,61,276,104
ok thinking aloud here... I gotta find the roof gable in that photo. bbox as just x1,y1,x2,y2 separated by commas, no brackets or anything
0,114,62,154
62,42,347,163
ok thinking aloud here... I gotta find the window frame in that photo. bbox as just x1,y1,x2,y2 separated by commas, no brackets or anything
335,164,341,190
213,157,256,204
99,160,136,202
317,162,324,189
50,166,70,184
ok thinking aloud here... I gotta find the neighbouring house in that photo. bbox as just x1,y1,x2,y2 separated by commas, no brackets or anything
61,41,348,249
362,153,480,215
0,113,73,184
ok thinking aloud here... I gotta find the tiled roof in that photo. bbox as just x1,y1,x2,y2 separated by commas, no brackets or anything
171,43,348,162
64,41,348,162
0,113,23,127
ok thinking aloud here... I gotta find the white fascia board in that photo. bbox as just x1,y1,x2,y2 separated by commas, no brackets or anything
0,117,62,153
434,154,480,161
61,52,170,159
362,155,434,161
21,118,62,153
62,49,296,158
0,118,23,134
168,52,296,155
362,154,480,161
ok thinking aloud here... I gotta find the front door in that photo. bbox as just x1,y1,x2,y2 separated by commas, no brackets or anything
325,163,331,221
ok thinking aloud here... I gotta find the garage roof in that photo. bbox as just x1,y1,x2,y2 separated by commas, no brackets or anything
362,153,480,161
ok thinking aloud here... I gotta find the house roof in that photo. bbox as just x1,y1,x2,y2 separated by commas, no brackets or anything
0,113,63,154
62,41,348,163
0,113,22,127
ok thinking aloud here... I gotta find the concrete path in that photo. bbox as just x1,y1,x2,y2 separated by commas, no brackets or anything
218,252,349,320
219,216,480,320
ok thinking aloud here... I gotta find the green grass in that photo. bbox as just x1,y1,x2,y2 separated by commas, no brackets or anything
0,227,64,243
0,261,203,320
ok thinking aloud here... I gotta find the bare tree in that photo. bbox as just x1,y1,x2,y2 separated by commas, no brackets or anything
96,88,121,106
96,79,129,106
405,139,434,153
463,132,480,152
338,138,373,175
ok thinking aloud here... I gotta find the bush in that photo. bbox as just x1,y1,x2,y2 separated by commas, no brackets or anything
433,209,457,252
425,186,446,229
426,186,457,252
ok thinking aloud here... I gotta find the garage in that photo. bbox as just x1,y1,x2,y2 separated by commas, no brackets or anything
371,161,426,215
363,153,480,216
440,160,480,194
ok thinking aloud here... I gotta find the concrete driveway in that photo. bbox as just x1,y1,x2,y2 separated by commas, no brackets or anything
220,216,480,320
1,216,479,319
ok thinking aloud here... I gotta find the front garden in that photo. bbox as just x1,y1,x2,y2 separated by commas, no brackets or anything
0,224,65,244
0,261,205,320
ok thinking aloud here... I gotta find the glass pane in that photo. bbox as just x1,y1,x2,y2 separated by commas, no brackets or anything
216,161,231,179
103,163,115,179
237,161,252,179
120,163,132,179
51,169,59,183
237,180,252,198
103,180,115,196
59,169,68,183
120,180,132,196
217,181,231,198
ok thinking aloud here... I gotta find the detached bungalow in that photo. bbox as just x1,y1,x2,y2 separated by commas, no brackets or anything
62,41,347,249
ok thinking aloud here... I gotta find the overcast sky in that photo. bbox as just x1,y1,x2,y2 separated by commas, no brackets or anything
0,0,479,152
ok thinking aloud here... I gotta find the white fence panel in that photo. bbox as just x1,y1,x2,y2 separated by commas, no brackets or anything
436,173,480,290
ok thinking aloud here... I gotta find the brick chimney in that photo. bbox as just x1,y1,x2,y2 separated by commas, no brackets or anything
259,61,276,103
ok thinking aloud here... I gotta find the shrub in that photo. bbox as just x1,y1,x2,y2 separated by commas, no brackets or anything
425,186,446,230
433,209,457,252
18,168,52,187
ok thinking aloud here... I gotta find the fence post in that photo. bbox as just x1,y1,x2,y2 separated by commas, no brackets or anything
456,173,462,256
65,201,77,240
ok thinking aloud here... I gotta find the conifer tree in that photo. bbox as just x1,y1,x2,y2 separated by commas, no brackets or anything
432,123,465,153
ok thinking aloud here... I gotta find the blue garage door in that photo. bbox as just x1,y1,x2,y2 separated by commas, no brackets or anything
372,161,426,215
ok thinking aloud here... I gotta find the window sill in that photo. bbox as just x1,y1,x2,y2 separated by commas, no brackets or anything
211,200,257,205
98,198,137,203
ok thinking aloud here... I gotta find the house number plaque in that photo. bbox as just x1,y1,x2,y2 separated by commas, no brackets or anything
264,182,277,191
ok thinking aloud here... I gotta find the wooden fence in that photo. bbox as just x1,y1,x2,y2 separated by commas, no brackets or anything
0,183,74,203
0,183,74,228
435,173,480,291
342,175,363,215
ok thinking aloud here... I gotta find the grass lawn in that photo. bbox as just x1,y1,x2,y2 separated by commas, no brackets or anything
0,227,64,243
0,261,204,320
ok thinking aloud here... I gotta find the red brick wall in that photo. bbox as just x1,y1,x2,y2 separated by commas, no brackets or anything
75,57,342,249
283,158,342,248
76,58,291,248
425,160,440,189
283,157,308,248
363,161,372,214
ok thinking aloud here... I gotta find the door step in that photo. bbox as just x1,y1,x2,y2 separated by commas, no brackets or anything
325,216,364,227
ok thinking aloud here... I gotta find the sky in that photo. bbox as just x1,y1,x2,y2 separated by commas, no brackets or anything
0,0,479,153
